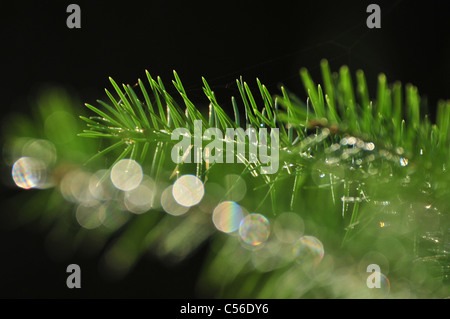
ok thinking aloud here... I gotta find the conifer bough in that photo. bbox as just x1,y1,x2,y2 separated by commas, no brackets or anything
6,59,450,298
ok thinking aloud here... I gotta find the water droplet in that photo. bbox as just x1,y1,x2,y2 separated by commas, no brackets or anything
364,142,375,151
396,147,404,155
341,147,362,159
321,128,330,138
399,157,408,167
212,201,244,233
110,159,143,191
293,235,324,266
347,137,357,145
341,196,362,203
172,174,205,207
327,143,341,153
373,200,390,206
379,150,393,160
356,139,365,149
421,232,441,243
325,157,340,165
239,213,270,246
401,175,411,186
311,161,345,187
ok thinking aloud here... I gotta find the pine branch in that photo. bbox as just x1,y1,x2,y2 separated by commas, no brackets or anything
4,60,450,298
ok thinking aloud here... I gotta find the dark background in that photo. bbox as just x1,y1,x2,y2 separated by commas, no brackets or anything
0,0,449,298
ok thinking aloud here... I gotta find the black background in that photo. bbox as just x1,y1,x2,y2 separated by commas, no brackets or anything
0,0,449,298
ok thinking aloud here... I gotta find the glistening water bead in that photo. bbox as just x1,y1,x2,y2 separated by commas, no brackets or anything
293,235,324,266
239,213,270,246
399,157,409,167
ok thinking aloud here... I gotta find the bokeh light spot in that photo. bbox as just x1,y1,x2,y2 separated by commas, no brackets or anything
124,176,156,214
100,201,130,230
76,204,104,229
274,212,305,244
223,174,247,202
161,185,189,216
110,159,143,191
22,139,57,166
172,174,204,207
12,157,47,189
60,169,97,205
89,169,117,201
239,213,270,246
293,235,324,266
212,201,244,233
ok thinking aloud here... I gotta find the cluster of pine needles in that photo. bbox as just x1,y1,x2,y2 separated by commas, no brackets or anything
2,59,449,298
